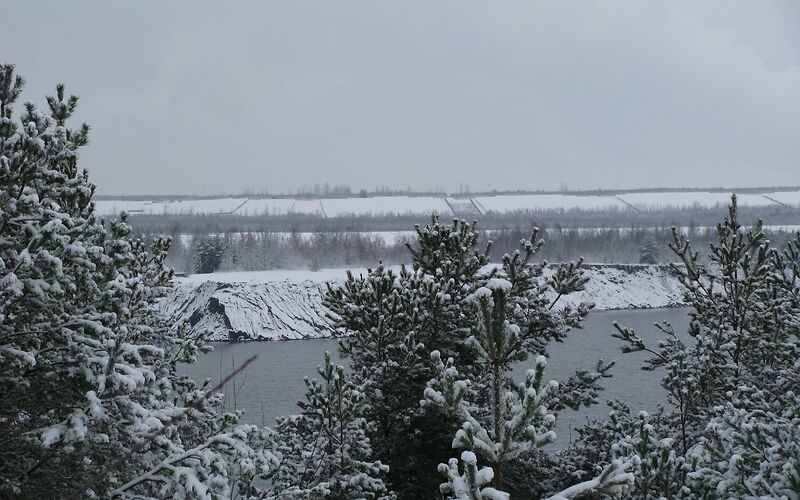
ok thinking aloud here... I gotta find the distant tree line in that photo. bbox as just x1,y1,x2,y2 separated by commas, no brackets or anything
154,224,798,274
163,231,409,274
127,202,800,237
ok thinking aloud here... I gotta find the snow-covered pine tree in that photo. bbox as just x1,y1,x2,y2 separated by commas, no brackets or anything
425,351,635,500
325,217,493,497
554,401,691,498
422,346,560,495
194,235,226,274
267,352,395,499
325,265,424,458
573,195,800,498
0,64,274,499
495,228,593,358
614,196,800,444
689,386,800,498
638,233,659,264
404,217,493,367
421,237,620,497
327,218,611,497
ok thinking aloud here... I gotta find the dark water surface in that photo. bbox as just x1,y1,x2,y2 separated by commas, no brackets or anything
179,307,690,449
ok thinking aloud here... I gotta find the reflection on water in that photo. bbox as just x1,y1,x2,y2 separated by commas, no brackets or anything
179,307,691,449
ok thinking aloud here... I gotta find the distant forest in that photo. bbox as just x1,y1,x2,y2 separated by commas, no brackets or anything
118,198,800,273
130,202,799,233
147,217,799,274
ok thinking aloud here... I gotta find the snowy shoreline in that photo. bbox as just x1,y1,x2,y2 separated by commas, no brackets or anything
162,264,686,342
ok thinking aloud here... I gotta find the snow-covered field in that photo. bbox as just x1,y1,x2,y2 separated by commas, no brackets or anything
321,196,451,217
162,265,685,341
94,198,246,216
95,189,800,218
764,190,800,207
232,198,298,216
616,191,775,210
474,194,625,213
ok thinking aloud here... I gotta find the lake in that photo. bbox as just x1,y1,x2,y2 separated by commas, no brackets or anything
179,307,691,449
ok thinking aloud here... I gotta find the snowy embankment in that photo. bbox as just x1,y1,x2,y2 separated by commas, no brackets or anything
161,265,685,341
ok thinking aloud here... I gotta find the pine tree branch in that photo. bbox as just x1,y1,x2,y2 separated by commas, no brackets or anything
64,355,257,500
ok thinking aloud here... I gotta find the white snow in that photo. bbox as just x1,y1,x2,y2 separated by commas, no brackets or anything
468,287,494,303
176,267,396,285
474,194,625,213
94,198,246,216
485,278,513,291
547,264,684,311
321,196,451,217
764,224,800,233
763,190,800,207
290,199,326,215
164,264,685,341
616,191,776,210
94,189,800,218
233,198,296,216
164,279,338,341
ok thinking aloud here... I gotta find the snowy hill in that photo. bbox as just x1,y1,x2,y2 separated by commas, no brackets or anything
161,265,685,342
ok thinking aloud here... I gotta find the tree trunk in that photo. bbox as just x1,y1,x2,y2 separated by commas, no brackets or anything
492,363,503,491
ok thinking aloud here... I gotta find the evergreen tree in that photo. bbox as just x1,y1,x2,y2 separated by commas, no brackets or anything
420,244,620,497
615,196,799,448
325,264,424,458
325,217,493,497
689,387,800,498
327,218,614,497
0,64,274,499
558,196,800,498
554,402,690,498
267,352,394,499
194,235,226,274
638,233,659,264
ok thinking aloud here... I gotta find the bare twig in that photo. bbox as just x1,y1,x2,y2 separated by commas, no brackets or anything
64,355,257,500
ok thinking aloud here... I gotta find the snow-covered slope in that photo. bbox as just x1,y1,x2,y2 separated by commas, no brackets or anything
163,280,337,341
474,194,625,213
161,265,685,342
558,264,684,310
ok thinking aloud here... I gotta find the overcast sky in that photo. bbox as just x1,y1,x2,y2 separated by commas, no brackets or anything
5,1,800,195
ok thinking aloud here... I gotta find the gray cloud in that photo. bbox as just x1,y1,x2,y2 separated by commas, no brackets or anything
4,0,799,195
